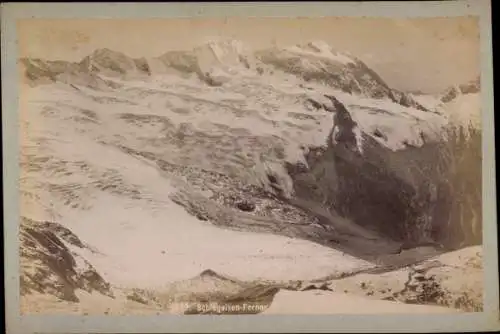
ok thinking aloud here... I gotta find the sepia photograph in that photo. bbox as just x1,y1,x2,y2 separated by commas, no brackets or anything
2,1,498,333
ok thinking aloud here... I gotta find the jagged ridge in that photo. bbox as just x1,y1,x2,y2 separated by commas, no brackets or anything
20,39,428,111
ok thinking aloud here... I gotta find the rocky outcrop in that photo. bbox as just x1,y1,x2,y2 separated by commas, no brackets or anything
326,246,483,312
78,48,138,77
157,50,200,74
441,76,480,103
19,58,79,85
390,89,428,111
20,217,113,302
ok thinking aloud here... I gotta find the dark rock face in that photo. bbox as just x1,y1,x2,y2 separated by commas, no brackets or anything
286,102,481,250
20,217,113,302
327,95,359,152
236,201,256,212
288,141,416,243
441,86,460,103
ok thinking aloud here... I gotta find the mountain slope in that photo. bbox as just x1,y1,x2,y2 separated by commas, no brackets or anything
20,39,429,111
256,41,429,111
440,77,481,129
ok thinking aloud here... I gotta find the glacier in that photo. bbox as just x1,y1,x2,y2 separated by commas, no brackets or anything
18,39,482,314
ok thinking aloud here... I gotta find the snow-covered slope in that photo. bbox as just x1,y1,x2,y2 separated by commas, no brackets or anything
255,41,429,111
410,93,444,113
20,76,382,290
264,290,459,314
20,39,429,110
443,92,481,129
18,40,482,314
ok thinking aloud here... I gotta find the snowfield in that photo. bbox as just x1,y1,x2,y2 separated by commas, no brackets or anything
20,75,379,289
443,92,481,129
264,290,460,314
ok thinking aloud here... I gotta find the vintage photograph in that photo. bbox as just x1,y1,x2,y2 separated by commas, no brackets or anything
16,14,484,316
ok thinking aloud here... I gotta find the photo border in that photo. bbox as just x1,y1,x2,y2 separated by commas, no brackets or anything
2,1,497,333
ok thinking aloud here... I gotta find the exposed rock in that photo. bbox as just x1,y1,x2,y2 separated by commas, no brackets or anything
441,76,480,103
305,97,324,110
236,200,256,212
79,48,137,77
20,217,114,302
326,246,483,312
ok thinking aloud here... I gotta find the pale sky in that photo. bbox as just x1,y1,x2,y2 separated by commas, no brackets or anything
17,17,480,93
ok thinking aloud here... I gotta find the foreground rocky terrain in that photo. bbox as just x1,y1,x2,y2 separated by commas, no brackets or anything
18,39,482,314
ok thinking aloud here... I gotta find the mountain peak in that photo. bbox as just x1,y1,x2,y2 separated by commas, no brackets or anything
89,48,129,59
